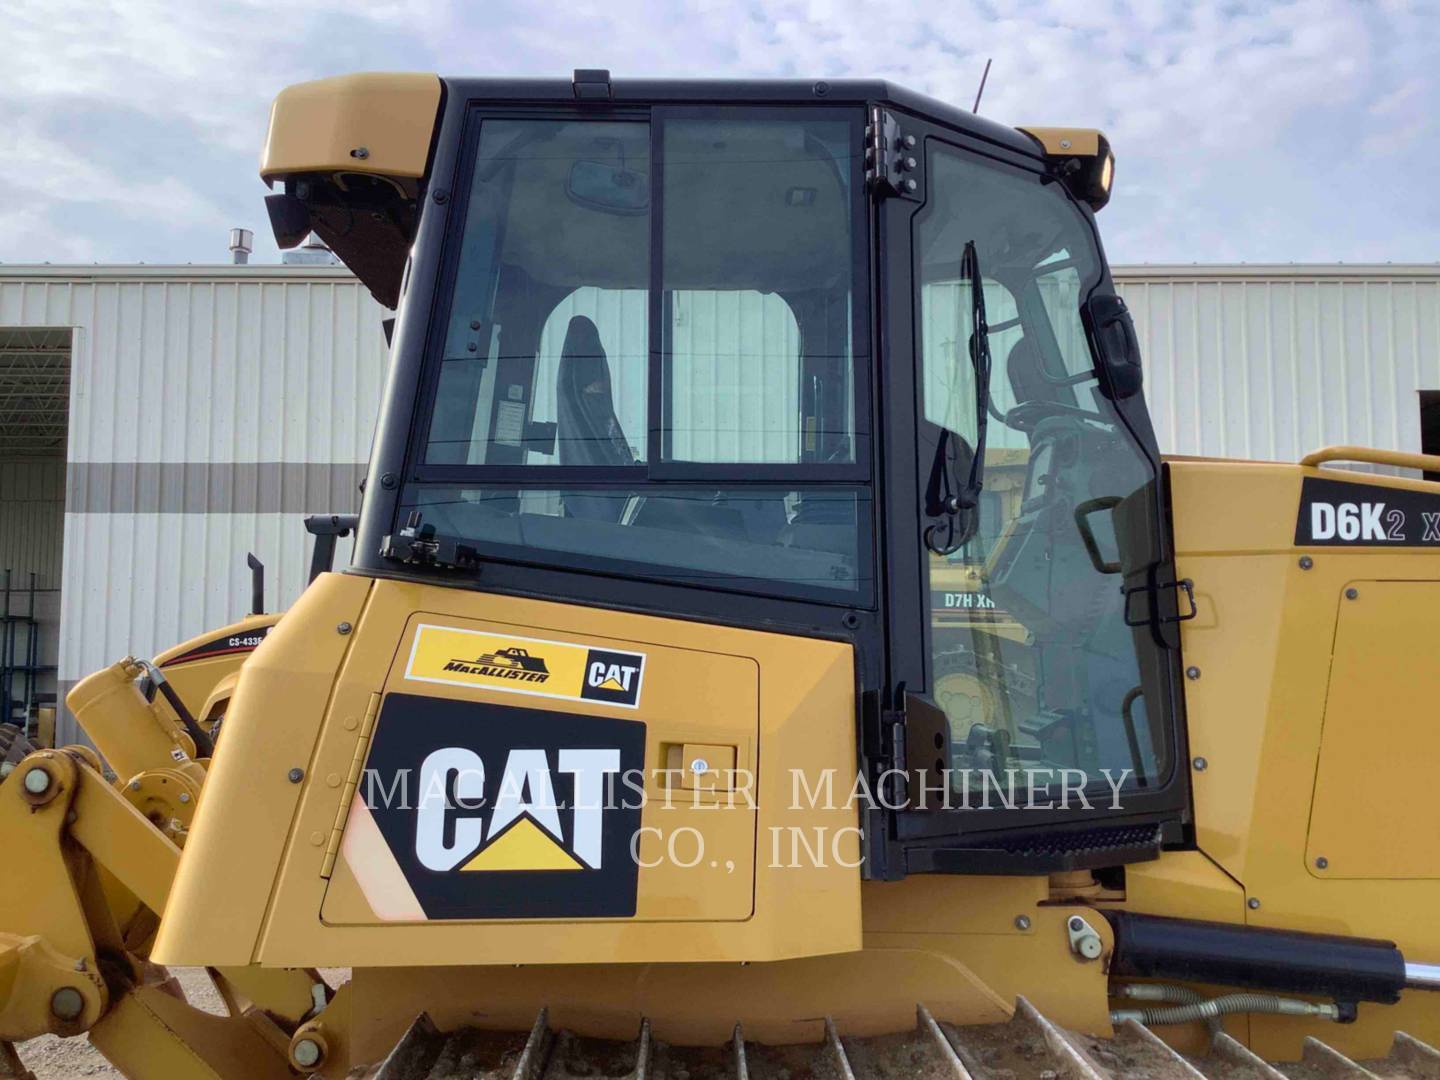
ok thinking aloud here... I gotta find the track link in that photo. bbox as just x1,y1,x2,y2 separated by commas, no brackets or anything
371,1000,1440,1079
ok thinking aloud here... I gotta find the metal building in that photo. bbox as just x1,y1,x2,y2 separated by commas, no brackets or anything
0,262,1437,745
1124,265,1440,463
0,265,389,744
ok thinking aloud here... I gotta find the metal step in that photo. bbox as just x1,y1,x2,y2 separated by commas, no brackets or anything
369,1001,1440,1080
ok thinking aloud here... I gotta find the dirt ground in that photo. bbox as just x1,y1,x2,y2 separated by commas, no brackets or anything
15,968,348,1079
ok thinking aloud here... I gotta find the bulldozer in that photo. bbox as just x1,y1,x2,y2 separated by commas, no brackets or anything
6,69,1440,1078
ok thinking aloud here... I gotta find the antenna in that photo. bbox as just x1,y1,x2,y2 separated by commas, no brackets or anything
973,57,993,114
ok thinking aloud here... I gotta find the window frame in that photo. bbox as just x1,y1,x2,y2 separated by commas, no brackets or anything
396,482,877,606
408,104,872,489
396,102,877,606
880,121,1191,846
914,137,1173,801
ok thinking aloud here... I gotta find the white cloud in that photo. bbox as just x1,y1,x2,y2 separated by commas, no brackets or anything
0,0,1435,265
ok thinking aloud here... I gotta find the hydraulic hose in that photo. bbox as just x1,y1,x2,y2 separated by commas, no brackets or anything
1114,983,1218,1034
1112,986,1341,1026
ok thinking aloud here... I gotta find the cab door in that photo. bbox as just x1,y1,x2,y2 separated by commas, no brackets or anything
875,110,1190,873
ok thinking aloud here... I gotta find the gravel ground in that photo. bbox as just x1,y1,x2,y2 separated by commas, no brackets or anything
15,968,348,1079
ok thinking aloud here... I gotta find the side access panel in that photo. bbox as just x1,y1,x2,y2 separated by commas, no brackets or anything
239,579,859,967
323,614,759,923
1307,580,1440,879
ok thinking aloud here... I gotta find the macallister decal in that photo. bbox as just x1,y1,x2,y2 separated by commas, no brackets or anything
1296,476,1440,546
404,624,646,709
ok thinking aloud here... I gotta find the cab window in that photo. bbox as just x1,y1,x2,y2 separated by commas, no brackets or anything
915,143,1170,795
410,111,870,603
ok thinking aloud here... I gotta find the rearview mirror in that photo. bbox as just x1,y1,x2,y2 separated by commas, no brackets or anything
265,192,311,249
1088,294,1143,400
566,160,649,215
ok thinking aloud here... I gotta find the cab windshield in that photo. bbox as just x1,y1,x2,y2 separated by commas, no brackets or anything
916,144,1170,796
408,110,870,602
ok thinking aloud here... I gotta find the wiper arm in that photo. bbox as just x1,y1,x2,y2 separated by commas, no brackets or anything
925,240,994,556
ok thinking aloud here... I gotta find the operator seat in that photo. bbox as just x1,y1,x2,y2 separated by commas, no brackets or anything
1006,336,1071,407
556,315,634,521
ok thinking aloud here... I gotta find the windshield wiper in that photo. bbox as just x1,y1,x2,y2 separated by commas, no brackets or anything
924,240,994,556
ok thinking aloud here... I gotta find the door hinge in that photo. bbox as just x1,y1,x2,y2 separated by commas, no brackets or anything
882,691,953,810
320,692,382,879
866,106,922,201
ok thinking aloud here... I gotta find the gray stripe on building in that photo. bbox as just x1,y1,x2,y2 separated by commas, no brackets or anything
66,462,369,514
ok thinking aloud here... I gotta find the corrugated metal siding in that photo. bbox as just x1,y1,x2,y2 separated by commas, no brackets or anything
0,460,65,587
1116,266,1440,461
0,270,388,465
0,267,390,744
61,512,358,684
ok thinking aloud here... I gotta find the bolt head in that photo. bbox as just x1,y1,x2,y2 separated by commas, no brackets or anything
293,1037,323,1068
1014,914,1031,930
288,768,305,784
336,622,352,635
1247,897,1261,910
1345,587,1359,600
903,134,917,148
1193,756,1208,771
1299,556,1314,570
50,986,85,1022
904,178,918,192
1185,666,1201,680
1315,856,1329,870
178,792,191,804
22,767,51,795
1068,916,1084,931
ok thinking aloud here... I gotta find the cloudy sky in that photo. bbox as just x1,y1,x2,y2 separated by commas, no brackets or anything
2,0,1436,267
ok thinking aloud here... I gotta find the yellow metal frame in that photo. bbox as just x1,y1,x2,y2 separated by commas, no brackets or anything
260,73,441,185
1169,453,1440,1059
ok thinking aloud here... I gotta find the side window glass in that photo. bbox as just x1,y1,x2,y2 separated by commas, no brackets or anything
919,279,1021,444
529,288,648,465
660,115,859,465
668,291,803,463
426,119,650,466
408,111,871,604
915,143,1168,794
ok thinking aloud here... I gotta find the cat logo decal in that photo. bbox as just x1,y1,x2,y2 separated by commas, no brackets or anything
406,625,645,708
